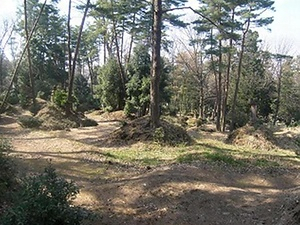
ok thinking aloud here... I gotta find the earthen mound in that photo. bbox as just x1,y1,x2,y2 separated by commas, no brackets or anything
226,124,277,150
36,104,97,130
104,116,193,146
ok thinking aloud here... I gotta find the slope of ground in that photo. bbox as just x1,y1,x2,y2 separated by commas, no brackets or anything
0,113,300,225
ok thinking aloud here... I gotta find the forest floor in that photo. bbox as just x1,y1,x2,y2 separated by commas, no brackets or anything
1,111,300,225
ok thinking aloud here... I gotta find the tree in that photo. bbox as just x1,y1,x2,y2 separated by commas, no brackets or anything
125,44,151,117
279,56,300,125
24,0,36,109
15,0,67,101
0,0,47,113
230,0,275,131
150,0,163,128
272,53,293,125
232,32,275,127
192,0,235,131
66,0,91,115
96,58,123,111
150,0,188,128
0,20,14,94
73,74,97,112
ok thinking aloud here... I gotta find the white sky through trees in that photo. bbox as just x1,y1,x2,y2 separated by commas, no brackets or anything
0,0,299,56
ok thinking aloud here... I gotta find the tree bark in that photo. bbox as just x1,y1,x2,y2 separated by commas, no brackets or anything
221,8,235,132
112,21,126,109
216,39,222,131
24,0,36,109
273,59,283,125
87,57,94,94
150,0,162,128
66,0,90,115
230,17,250,131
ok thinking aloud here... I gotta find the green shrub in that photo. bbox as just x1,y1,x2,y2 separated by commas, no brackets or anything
18,115,42,128
0,138,15,200
7,92,19,105
52,89,68,108
153,127,165,144
1,166,89,225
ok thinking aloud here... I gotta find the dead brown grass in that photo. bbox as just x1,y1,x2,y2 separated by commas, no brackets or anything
36,104,97,130
103,116,193,146
96,110,127,121
226,124,277,150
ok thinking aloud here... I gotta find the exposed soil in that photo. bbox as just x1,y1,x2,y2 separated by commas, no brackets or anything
1,113,300,225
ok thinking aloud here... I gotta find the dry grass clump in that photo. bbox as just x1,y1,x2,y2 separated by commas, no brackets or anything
104,116,193,146
226,124,277,150
98,110,127,121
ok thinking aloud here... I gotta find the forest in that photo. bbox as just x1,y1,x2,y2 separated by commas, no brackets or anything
0,0,300,224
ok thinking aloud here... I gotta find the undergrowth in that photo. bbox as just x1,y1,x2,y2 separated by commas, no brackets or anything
0,166,91,225
0,138,15,201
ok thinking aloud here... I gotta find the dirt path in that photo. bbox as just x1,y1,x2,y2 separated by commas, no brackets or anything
1,114,300,225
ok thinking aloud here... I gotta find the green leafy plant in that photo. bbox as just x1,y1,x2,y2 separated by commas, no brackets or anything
1,166,89,225
52,88,68,108
153,127,165,144
0,138,15,200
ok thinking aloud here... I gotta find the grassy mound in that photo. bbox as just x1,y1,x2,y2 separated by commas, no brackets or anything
226,124,277,150
35,104,97,130
105,116,193,146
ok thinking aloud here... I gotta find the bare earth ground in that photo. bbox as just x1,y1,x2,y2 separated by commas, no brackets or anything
1,114,300,225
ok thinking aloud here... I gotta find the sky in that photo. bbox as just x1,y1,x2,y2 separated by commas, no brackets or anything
0,0,299,56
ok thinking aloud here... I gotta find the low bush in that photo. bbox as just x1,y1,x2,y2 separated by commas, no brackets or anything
1,166,89,225
0,138,15,200
52,88,68,109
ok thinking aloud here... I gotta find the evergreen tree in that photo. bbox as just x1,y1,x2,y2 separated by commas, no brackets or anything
96,58,122,111
125,44,151,117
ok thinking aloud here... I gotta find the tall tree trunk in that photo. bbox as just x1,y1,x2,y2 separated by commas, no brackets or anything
87,57,94,94
66,0,90,115
199,54,204,119
230,18,250,131
216,39,222,131
24,0,36,109
103,29,107,64
273,59,283,125
112,21,126,109
221,8,235,132
0,0,47,113
150,0,162,128
67,0,72,90
209,29,218,121
125,12,136,71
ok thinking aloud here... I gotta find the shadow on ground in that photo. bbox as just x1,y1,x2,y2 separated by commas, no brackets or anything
3,114,300,225
13,152,300,225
